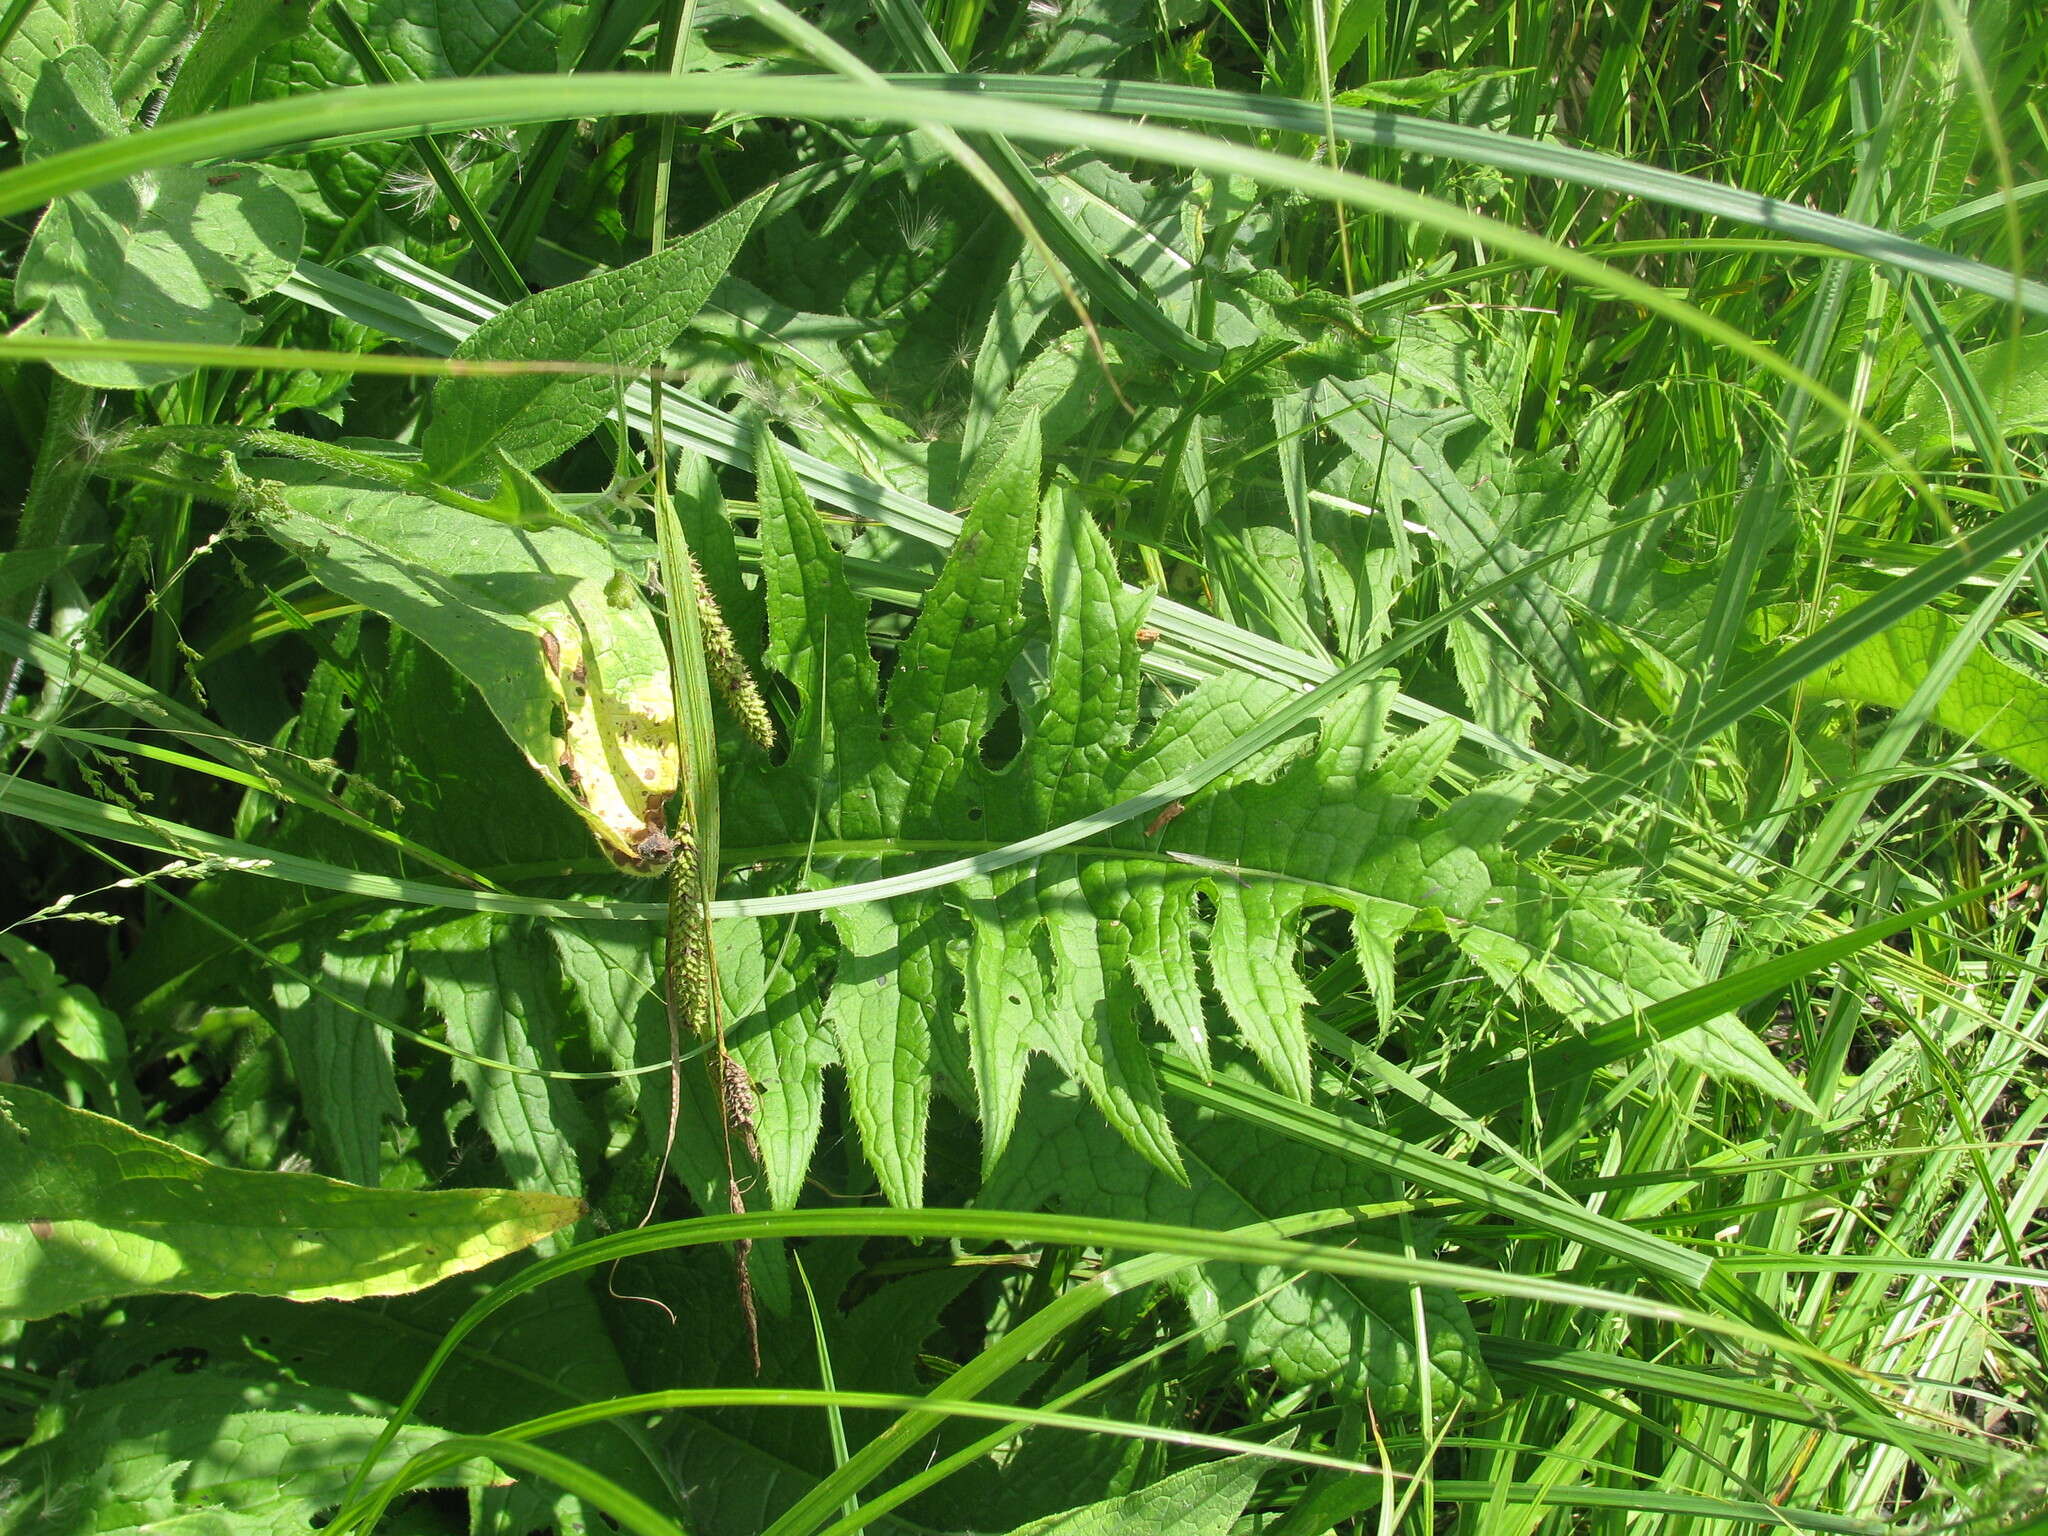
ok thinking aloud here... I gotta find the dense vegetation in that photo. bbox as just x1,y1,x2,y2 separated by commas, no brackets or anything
3,0,2047,1531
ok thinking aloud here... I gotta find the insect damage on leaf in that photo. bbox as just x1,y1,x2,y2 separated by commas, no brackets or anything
536,587,682,877
239,474,691,876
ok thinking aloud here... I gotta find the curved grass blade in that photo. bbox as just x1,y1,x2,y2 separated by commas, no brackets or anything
899,75,2048,319
1153,1059,1706,1285
351,1435,682,1536
1398,860,2047,1134
1505,486,2048,851
333,1204,1914,1526
0,73,1932,510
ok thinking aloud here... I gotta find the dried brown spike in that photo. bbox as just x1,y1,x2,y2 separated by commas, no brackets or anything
722,1056,762,1166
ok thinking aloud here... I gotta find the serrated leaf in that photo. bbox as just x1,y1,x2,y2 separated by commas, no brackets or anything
1317,383,1583,699
754,431,886,802
0,1083,580,1320
726,409,1806,1194
1031,480,1146,818
4,1368,494,1536
712,914,835,1212
823,898,939,1209
1019,857,1182,1180
1457,868,1819,1111
10,48,302,389
423,190,768,481
550,913,833,1216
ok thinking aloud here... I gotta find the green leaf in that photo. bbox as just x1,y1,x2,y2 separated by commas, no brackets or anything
158,0,320,123
0,1083,581,1320
10,47,302,389
243,469,681,874
984,1072,1495,1414
991,1441,1280,1536
1456,866,1819,1111
246,0,567,241
715,914,836,1213
1316,383,1584,703
1334,64,1529,110
3,1368,496,1536
552,909,834,1217
266,913,408,1186
822,897,940,1209
728,416,1812,1195
0,935,138,1122
94,1272,680,1534
1898,328,2048,456
0,0,187,120
546,915,735,1224
0,544,92,605
423,189,768,481
1806,598,2048,785
411,913,596,1205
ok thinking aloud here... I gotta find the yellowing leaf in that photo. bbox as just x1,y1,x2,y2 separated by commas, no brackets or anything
248,472,682,873
0,1083,582,1321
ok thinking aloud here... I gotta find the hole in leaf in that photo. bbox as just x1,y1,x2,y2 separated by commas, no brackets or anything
978,695,1023,772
